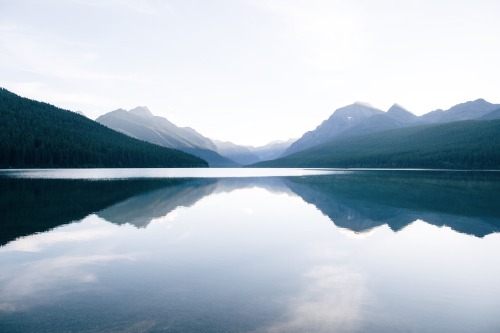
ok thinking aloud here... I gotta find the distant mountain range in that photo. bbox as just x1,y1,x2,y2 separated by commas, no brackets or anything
285,102,384,156
212,139,296,165
283,99,500,156
248,139,297,161
0,88,207,168
251,98,500,169
211,140,260,165
418,98,500,124
254,120,500,169
97,107,296,167
2,86,500,169
96,107,238,167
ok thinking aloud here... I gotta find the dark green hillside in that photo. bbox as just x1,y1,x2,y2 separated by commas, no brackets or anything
0,88,207,168
253,120,500,169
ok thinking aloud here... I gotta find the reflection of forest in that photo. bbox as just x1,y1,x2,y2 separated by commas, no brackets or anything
2,171,499,246
0,177,289,245
0,177,195,245
284,171,500,237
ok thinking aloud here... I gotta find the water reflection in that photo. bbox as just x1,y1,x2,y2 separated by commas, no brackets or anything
2,171,500,244
262,265,367,333
0,177,191,245
1,170,500,332
285,171,500,237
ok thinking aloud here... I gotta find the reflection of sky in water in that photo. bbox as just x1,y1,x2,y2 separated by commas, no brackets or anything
1,185,500,332
0,167,343,179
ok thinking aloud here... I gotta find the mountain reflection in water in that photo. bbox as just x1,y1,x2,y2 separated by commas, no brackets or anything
1,170,500,333
1,171,499,245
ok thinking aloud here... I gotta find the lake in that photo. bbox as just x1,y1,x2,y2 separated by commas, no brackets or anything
1,168,500,332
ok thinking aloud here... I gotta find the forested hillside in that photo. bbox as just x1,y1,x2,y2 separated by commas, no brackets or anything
253,120,500,169
0,88,208,168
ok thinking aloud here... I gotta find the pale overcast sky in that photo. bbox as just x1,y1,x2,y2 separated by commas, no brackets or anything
1,0,499,146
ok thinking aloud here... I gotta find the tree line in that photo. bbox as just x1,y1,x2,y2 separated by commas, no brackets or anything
0,88,208,168
254,120,500,169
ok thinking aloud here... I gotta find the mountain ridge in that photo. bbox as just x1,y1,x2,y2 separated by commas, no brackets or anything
283,102,384,156
419,98,499,124
97,108,238,167
97,106,296,166
252,119,500,169
282,98,500,157
2,85,499,170
0,88,207,168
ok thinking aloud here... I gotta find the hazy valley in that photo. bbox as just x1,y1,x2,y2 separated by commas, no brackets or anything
1,87,499,169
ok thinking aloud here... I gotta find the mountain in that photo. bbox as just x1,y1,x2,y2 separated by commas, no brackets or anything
386,103,418,122
479,108,500,120
252,120,500,169
419,98,500,124
90,105,298,166
96,108,238,167
0,88,207,168
97,107,214,149
212,138,297,165
283,102,384,156
245,138,296,161
337,103,418,140
279,99,500,158
213,140,261,165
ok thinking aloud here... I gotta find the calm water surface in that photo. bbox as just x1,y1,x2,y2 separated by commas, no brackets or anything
1,168,500,332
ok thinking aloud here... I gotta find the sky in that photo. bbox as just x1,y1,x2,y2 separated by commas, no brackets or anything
1,0,500,146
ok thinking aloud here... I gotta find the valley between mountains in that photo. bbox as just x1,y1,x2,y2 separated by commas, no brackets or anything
1,87,500,169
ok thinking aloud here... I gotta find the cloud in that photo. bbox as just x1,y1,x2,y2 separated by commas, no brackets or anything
0,253,136,312
0,227,117,253
246,0,365,72
260,265,367,333
0,21,149,116
67,0,176,16
0,25,137,82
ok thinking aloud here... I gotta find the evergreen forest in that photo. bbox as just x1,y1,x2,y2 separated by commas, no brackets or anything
254,120,500,169
0,88,208,168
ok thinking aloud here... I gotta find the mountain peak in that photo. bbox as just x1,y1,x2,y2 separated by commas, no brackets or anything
283,102,383,156
387,103,411,114
450,98,490,110
386,103,416,122
388,103,407,112
129,106,153,118
442,98,497,120
332,102,382,119
353,101,375,108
